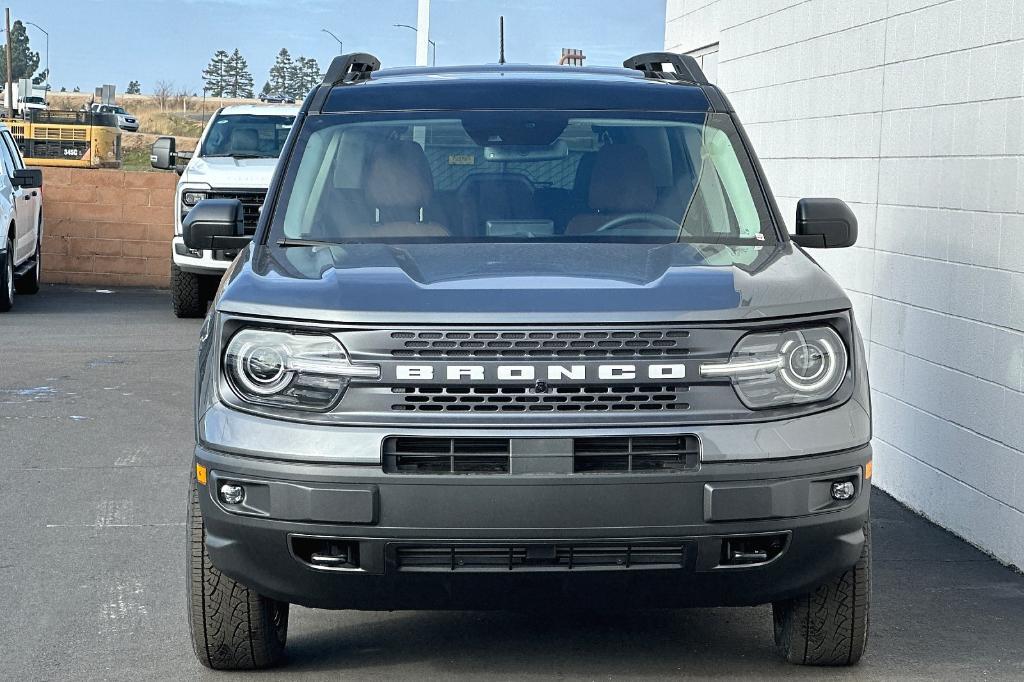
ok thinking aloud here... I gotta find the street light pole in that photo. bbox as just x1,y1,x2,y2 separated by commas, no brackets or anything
25,21,49,91
392,24,436,66
321,28,343,55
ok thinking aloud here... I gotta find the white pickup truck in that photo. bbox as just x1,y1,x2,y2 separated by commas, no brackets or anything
150,104,298,317
0,122,44,312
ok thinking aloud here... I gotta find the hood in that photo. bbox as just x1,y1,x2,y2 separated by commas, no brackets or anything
216,242,850,324
182,155,280,188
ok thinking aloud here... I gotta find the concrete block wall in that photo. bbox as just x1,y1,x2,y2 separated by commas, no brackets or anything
667,0,1024,567
39,168,175,288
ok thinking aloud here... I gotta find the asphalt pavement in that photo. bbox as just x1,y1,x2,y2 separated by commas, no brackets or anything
2,286,1023,680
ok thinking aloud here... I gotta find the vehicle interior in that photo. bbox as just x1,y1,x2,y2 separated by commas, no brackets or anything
202,114,296,158
279,113,773,256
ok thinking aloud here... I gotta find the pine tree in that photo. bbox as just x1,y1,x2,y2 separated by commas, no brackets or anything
268,48,292,95
0,20,41,81
126,80,141,95
202,50,230,97
224,49,254,99
286,57,303,99
297,56,322,96
260,81,272,97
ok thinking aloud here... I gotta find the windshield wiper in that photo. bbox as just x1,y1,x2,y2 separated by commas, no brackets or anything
277,238,344,248
204,153,274,159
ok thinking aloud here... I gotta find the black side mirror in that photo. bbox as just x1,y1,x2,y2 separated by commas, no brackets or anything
182,199,250,250
793,198,858,248
150,136,176,170
13,168,43,189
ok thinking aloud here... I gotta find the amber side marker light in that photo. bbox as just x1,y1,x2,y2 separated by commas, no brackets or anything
864,460,873,480
196,463,208,485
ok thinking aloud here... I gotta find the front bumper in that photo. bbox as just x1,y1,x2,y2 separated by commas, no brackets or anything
172,237,232,275
195,443,871,610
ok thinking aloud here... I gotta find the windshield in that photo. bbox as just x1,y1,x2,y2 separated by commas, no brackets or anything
24,96,46,104
271,112,776,263
200,113,295,158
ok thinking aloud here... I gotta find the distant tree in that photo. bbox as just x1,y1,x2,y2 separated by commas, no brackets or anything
202,49,230,97
260,81,271,96
153,80,174,110
0,20,41,82
73,85,80,93
126,80,141,95
291,56,322,98
60,86,66,93
224,48,254,99
268,48,292,94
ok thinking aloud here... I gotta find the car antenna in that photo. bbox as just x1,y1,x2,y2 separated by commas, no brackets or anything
498,15,505,65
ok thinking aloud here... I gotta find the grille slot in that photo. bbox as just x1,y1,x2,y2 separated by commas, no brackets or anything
384,437,511,474
390,329,690,359
205,190,266,234
391,384,691,413
573,435,700,473
395,542,687,572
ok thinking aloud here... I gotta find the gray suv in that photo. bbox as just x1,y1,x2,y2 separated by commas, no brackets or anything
183,53,871,670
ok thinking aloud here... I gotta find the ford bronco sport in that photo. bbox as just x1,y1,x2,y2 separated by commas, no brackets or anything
184,53,871,670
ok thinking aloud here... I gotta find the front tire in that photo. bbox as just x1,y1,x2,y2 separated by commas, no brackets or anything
187,479,288,670
171,264,214,318
772,519,871,666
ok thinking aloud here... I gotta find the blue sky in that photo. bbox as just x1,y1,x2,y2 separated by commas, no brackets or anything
15,0,667,94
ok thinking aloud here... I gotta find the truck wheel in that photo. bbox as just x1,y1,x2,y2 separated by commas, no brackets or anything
188,479,288,670
0,235,14,312
14,233,41,295
171,264,209,318
772,519,870,666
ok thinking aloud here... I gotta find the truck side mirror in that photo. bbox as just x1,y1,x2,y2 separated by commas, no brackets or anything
182,199,250,250
792,198,858,248
151,136,176,170
12,168,43,189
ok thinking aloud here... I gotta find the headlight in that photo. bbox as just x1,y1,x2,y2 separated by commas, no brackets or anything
224,329,379,411
701,326,848,409
182,191,207,207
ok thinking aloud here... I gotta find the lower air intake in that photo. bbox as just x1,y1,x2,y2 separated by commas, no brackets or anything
395,542,688,572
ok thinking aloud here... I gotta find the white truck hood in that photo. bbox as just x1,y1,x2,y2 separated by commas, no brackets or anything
181,156,281,188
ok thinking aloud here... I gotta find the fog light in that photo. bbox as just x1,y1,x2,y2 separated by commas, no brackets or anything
831,480,855,501
219,483,245,505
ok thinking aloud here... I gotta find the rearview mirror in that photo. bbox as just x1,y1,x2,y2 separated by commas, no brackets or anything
182,199,250,250
13,168,43,189
150,136,176,170
792,198,857,248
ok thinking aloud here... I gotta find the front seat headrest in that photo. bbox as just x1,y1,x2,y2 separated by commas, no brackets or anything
364,140,435,211
588,144,657,213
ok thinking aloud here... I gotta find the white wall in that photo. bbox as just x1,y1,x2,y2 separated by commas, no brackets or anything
667,0,1024,568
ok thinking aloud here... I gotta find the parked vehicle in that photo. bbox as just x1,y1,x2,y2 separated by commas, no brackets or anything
183,53,871,670
0,122,44,311
89,103,139,132
259,92,296,104
150,104,299,316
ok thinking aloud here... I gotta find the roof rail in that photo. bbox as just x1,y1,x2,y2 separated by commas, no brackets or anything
623,52,708,85
322,53,381,86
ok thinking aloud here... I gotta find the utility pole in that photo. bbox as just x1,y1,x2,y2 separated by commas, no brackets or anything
415,0,430,67
5,9,13,117
321,28,343,55
25,21,47,91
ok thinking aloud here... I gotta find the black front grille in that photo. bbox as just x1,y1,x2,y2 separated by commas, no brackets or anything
206,190,266,233
573,435,700,473
389,329,691,359
384,437,511,474
391,384,690,413
395,542,688,572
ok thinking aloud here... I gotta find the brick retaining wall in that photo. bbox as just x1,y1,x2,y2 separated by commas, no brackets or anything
39,167,176,288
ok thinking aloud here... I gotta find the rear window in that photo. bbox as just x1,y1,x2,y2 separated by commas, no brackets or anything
271,111,777,264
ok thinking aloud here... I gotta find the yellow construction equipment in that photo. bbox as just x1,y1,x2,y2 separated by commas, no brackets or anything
4,110,122,168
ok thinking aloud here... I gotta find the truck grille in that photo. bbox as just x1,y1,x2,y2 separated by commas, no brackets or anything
573,435,699,473
395,542,688,572
206,189,266,233
390,384,690,413
389,329,691,359
384,437,511,474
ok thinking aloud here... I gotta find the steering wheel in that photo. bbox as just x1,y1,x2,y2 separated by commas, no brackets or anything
593,212,681,233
